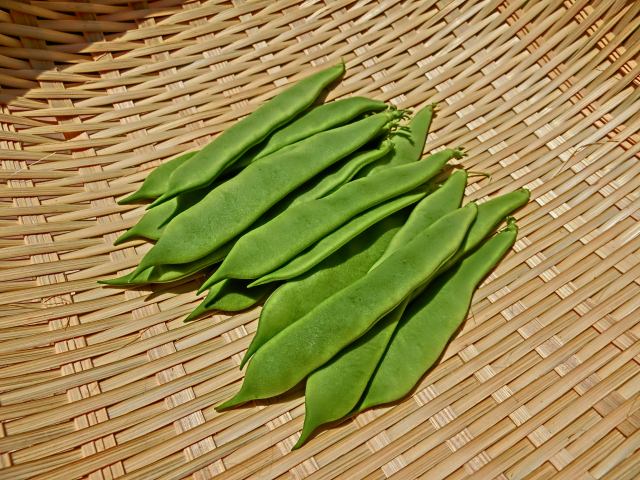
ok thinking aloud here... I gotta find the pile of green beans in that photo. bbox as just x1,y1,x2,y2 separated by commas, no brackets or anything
103,61,529,450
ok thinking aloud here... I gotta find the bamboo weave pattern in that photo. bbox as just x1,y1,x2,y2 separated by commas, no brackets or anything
0,1,639,479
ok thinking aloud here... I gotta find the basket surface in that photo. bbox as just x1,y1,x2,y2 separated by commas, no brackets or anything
1,1,639,479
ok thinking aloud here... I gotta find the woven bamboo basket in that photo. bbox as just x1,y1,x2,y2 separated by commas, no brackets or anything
1,1,639,479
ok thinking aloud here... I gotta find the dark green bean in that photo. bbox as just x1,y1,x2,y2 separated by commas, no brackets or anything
201,148,460,291
240,168,468,368
151,62,345,207
100,244,231,286
118,151,197,205
250,191,426,287
294,298,410,449
240,213,407,369
357,222,518,411
136,112,399,272
185,280,273,321
114,187,204,245
361,103,435,176
217,204,477,409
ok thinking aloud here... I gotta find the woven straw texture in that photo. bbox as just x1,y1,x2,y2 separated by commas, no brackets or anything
1,1,639,479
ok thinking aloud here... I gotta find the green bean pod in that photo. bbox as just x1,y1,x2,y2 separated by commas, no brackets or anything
240,169,467,367
114,187,205,245
372,169,468,268
290,171,468,446
443,187,529,270
201,148,461,291
294,298,410,449
290,140,394,206
136,111,397,272
250,191,427,287
357,221,518,411
100,244,231,286
185,280,273,321
362,103,435,176
241,214,406,369
253,97,386,160
151,62,345,207
118,151,197,205
217,204,477,410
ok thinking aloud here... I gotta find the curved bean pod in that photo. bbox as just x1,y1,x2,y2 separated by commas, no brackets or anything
357,221,518,411
442,187,529,270
114,187,204,245
294,298,410,449
371,169,468,269
136,111,396,271
249,191,426,287
240,168,467,367
201,148,461,290
289,140,393,206
151,62,345,207
253,97,387,161
118,151,197,205
217,204,477,409
240,213,406,369
362,103,435,176
100,244,231,286
185,280,273,321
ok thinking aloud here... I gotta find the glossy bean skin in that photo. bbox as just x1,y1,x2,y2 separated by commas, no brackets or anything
294,298,410,449
201,148,460,290
290,171,468,446
289,140,393,206
151,62,345,207
136,112,396,272
254,97,386,160
361,103,435,176
100,244,231,286
114,187,205,245
185,280,273,321
118,151,197,205
217,204,477,410
371,169,468,268
442,187,529,270
240,213,407,369
250,191,426,287
357,223,518,411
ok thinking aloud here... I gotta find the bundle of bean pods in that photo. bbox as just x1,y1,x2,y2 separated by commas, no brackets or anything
104,62,529,448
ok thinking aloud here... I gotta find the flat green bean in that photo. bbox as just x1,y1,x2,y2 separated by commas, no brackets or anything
362,103,435,176
358,222,518,411
136,112,397,272
118,151,197,205
290,140,393,206
201,148,460,290
185,280,273,321
240,167,467,368
371,169,468,269
294,298,410,449
217,204,477,409
114,187,204,245
240,213,407,369
100,244,231,286
250,191,426,287
290,171,468,446
151,62,345,207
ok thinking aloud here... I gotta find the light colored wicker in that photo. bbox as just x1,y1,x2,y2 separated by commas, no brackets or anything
1,1,639,479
